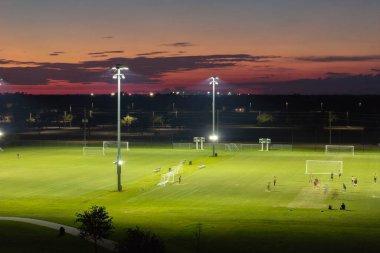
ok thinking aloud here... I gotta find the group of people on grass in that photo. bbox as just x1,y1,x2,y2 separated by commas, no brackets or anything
309,173,378,194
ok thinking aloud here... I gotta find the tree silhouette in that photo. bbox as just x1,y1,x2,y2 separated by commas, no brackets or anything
153,115,165,126
117,226,165,253
256,113,273,124
62,112,73,127
121,114,137,129
75,205,114,253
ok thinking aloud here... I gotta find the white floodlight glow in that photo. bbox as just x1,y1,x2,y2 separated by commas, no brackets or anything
149,92,154,97
112,66,129,71
209,135,218,141
113,160,124,165
0,131,3,137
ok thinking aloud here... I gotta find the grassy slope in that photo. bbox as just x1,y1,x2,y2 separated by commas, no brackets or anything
0,146,380,252
0,220,109,253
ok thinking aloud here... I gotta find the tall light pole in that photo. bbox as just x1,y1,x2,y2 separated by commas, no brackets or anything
112,64,128,192
209,76,219,157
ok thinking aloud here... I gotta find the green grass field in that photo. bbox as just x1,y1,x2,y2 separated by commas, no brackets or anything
1,145,380,253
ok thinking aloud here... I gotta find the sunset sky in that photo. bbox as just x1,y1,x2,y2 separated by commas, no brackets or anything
0,0,379,94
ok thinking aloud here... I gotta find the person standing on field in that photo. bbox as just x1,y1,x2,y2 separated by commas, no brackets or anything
309,174,313,183
273,176,277,187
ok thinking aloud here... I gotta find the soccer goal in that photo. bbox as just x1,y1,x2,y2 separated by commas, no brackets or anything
239,144,262,150
325,145,354,156
103,141,130,155
83,147,104,156
172,143,193,149
225,143,239,152
157,172,175,186
305,160,343,175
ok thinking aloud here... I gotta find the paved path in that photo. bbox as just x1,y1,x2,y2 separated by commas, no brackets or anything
0,216,117,251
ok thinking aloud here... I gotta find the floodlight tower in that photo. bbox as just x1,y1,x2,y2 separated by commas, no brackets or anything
112,64,128,192
209,76,219,157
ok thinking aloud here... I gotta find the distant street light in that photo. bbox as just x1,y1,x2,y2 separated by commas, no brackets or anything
209,77,219,157
112,64,129,192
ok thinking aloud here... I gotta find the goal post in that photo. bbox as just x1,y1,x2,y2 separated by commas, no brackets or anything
172,143,193,149
157,172,175,186
305,160,343,175
325,145,354,156
82,147,104,156
103,141,130,155
225,143,239,152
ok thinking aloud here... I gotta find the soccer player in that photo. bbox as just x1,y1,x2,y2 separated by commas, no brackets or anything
273,176,277,186
330,172,334,181
179,175,182,184
313,178,319,189
323,184,328,195
374,174,377,184
342,183,347,193
266,182,271,192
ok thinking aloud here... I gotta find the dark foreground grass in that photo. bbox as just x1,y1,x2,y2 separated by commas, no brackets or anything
0,145,379,252
0,221,109,253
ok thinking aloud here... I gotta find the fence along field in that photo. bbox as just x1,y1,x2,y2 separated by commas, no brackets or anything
0,144,379,253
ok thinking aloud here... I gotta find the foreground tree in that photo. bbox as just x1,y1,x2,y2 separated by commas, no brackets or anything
75,205,114,253
117,226,165,253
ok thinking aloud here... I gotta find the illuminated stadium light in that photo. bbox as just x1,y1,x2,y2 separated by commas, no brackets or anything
209,76,219,157
113,160,124,166
209,134,218,141
112,64,129,192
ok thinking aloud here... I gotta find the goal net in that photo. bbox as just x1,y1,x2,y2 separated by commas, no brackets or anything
172,143,193,149
103,141,130,155
325,145,354,156
305,160,343,175
225,143,239,151
239,144,261,150
157,172,175,186
83,147,104,156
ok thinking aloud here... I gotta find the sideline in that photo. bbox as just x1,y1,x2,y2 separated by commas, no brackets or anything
0,216,117,251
